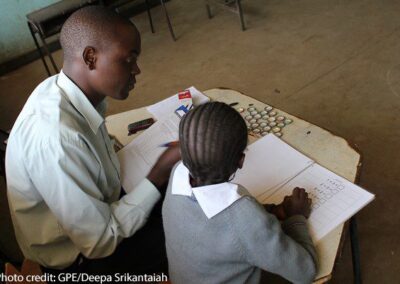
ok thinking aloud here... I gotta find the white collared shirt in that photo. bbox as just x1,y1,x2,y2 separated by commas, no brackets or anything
6,71,160,269
171,162,245,219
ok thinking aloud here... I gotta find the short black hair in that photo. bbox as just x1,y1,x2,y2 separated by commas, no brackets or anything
179,102,248,186
60,5,136,61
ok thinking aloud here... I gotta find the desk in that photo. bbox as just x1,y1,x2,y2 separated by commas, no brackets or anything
106,88,361,283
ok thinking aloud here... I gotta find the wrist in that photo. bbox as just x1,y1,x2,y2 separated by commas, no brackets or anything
264,204,286,220
147,172,164,190
274,204,287,220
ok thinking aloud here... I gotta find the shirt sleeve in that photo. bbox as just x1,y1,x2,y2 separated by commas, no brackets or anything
28,137,160,259
234,197,318,284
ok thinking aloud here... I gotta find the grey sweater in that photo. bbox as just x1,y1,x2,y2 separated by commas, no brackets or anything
162,169,318,284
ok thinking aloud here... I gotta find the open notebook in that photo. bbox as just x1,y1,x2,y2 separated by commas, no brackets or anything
233,134,375,243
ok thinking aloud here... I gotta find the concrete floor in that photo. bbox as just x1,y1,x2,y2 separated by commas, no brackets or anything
1,0,399,282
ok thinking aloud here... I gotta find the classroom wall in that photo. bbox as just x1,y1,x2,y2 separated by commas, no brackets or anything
0,0,59,64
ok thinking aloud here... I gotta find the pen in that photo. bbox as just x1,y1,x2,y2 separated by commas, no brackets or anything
160,141,180,147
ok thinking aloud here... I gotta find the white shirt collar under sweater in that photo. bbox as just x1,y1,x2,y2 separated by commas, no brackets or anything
172,162,245,219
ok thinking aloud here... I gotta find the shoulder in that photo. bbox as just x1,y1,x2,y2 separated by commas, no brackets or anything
231,185,267,217
10,76,89,152
228,190,277,231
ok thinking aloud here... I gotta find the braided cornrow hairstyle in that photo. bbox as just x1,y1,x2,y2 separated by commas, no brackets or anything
179,102,248,186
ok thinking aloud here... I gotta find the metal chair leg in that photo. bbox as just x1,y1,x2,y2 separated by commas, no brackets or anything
160,0,176,41
350,216,362,284
28,23,51,77
144,0,155,33
205,0,212,18
235,0,245,31
0,158,6,185
37,32,59,74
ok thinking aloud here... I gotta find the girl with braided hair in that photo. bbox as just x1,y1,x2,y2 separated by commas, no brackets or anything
162,102,318,284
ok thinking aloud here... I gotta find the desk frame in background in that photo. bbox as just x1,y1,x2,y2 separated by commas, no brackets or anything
105,88,363,283
26,0,176,77
205,0,245,31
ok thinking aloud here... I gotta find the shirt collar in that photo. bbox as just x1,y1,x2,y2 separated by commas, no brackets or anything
57,70,104,134
172,162,245,219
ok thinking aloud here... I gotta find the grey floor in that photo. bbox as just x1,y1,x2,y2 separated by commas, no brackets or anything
1,0,399,283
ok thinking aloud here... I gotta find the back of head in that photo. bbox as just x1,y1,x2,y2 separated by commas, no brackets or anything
179,102,248,186
60,5,133,62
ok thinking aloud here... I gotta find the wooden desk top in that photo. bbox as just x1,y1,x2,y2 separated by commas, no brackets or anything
106,88,361,283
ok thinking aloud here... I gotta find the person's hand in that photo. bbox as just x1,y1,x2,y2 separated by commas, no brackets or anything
282,187,312,219
264,203,286,220
147,144,181,191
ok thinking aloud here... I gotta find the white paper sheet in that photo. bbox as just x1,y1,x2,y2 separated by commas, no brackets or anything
233,134,314,198
118,113,180,193
233,134,374,243
263,163,375,242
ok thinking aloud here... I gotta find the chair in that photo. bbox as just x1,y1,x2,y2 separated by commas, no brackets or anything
26,0,99,77
103,0,155,34
103,0,176,40
5,259,46,284
159,0,176,41
205,0,245,31
27,0,176,77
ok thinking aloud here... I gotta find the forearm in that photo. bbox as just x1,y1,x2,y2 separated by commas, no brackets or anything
70,179,161,259
111,179,160,235
241,203,318,284
282,215,318,269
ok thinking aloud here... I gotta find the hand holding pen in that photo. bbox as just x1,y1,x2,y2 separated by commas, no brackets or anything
148,141,181,190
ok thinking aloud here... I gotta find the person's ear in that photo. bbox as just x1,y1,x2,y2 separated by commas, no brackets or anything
238,153,246,169
82,46,97,70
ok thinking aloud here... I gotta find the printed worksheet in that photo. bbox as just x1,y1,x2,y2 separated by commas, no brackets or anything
233,134,374,243
263,163,374,242
118,113,180,192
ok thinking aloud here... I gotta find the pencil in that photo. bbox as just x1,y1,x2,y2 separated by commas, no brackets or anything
160,141,180,147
